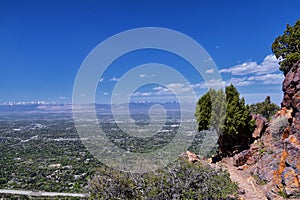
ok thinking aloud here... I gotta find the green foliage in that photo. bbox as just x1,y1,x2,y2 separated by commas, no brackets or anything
210,89,227,135
195,89,226,134
272,19,300,74
278,188,289,199
195,90,212,132
259,148,266,156
220,85,255,156
87,158,238,199
252,174,267,186
0,177,7,184
195,85,255,156
0,118,102,193
250,96,280,120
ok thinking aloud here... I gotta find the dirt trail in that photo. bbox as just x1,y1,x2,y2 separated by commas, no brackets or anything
217,157,267,200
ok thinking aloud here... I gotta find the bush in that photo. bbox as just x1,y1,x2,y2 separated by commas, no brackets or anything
87,158,238,199
269,116,290,140
0,177,7,184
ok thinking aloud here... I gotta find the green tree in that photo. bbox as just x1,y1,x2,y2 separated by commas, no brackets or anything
195,85,255,156
272,19,300,75
195,89,226,134
219,85,255,156
250,96,280,119
195,90,212,132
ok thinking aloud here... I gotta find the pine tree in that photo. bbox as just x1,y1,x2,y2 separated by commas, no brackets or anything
194,89,226,134
195,85,255,156
195,89,212,132
219,85,255,156
272,19,300,75
250,96,280,120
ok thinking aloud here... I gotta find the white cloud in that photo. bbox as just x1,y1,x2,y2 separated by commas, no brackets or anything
139,74,156,78
104,92,108,95
152,86,173,95
167,83,192,92
133,91,159,97
247,73,284,84
58,96,67,99
192,79,225,89
219,54,283,87
99,77,104,82
133,91,155,97
229,77,254,86
220,54,280,75
141,92,152,96
109,77,120,82
152,83,193,95
205,68,214,74
225,73,284,87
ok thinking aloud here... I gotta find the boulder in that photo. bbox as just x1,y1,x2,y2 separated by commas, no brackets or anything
275,106,293,120
252,114,268,139
181,151,199,163
233,149,252,166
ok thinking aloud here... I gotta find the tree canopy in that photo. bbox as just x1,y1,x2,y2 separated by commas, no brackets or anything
194,89,226,134
250,96,280,120
195,85,255,156
272,19,300,75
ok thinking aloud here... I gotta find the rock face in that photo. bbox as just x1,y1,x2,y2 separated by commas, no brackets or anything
278,61,300,198
252,114,268,139
246,61,300,199
229,61,300,199
233,149,252,167
282,61,300,111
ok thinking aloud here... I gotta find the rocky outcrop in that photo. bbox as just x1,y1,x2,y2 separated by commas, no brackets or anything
237,61,300,199
181,151,200,163
233,149,252,167
282,61,300,111
276,60,300,198
252,114,268,139
232,141,261,167
228,61,300,199
232,115,268,167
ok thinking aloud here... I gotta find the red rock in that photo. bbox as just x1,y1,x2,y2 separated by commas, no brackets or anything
252,114,268,139
234,61,300,199
233,149,252,166
181,151,199,163
246,156,256,165
282,167,300,196
275,107,293,119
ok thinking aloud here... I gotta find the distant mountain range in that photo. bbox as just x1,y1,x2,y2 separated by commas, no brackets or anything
0,101,196,114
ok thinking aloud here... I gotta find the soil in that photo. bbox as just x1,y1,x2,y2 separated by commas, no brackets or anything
214,157,268,200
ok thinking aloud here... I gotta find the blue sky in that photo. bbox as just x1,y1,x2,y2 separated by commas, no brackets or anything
1,0,299,105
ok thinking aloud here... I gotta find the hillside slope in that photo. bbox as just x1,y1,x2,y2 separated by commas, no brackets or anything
226,61,300,199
